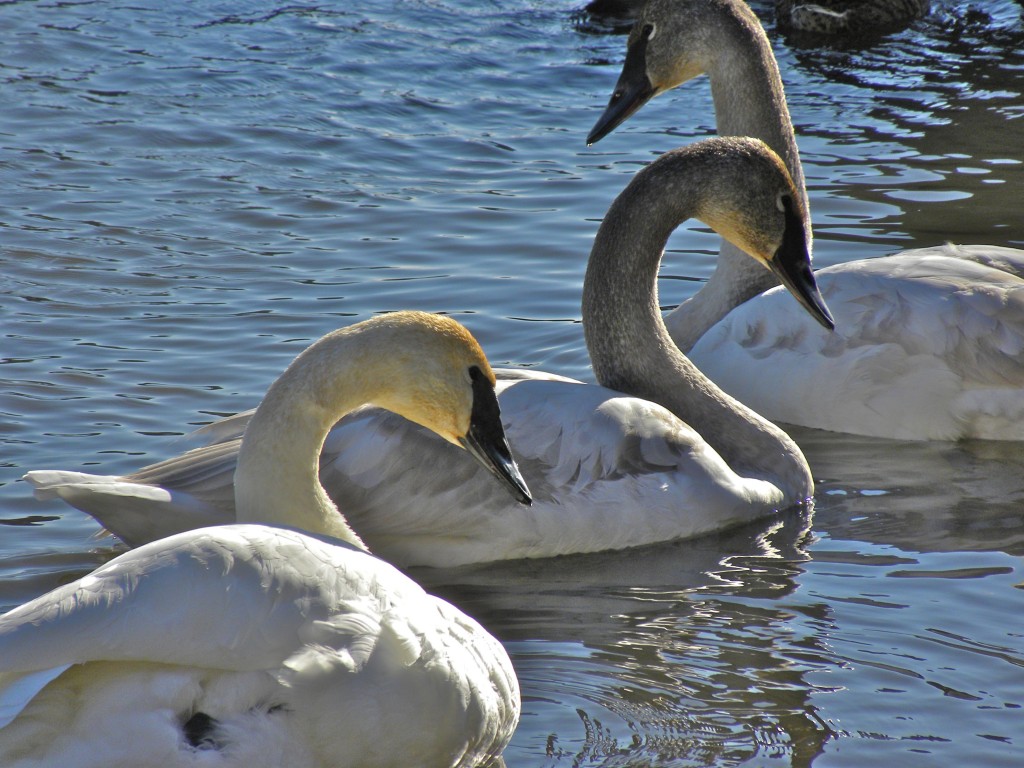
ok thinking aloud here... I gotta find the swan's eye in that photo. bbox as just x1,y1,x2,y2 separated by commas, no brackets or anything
776,192,790,213
642,22,656,41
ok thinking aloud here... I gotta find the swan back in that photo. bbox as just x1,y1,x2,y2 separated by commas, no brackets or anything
234,311,530,545
0,524,520,767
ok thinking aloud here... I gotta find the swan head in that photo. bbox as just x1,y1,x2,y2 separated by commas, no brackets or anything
359,312,533,506
587,0,732,145
235,312,531,545
687,138,834,330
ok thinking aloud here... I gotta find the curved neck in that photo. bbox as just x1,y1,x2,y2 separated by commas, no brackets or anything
667,0,810,351
234,330,374,549
709,1,806,201
583,150,811,499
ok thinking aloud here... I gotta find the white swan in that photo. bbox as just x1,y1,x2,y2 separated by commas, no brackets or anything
1,312,526,768
26,137,833,567
587,0,1024,441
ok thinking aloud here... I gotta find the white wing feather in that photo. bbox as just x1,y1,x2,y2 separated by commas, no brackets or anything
25,369,791,566
690,246,1024,440
0,526,402,676
0,525,519,766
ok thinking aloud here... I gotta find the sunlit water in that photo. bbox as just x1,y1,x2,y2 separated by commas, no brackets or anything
1,1,1023,765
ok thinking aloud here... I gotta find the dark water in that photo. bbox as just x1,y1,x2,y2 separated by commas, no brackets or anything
2,1,1023,765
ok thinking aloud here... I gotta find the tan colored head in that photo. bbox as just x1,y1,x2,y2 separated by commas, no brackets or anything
359,312,489,439
341,311,533,505
235,311,531,546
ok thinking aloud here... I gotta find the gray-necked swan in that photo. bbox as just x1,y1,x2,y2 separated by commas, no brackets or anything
2,312,525,768
588,0,1024,441
26,137,833,568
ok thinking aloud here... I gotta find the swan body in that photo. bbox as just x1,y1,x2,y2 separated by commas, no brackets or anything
27,138,832,566
0,527,518,768
29,371,790,566
691,245,1024,440
588,0,1024,441
2,312,525,767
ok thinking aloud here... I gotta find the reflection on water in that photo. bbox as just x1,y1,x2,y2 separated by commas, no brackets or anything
784,7,1024,254
1,0,1023,766
422,510,827,766
424,428,1024,766
801,430,1024,552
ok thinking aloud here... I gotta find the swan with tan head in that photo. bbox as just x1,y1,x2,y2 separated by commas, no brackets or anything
26,137,831,567
1,312,525,768
589,0,1024,441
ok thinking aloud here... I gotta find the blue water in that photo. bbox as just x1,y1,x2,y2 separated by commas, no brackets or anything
2,1,1023,765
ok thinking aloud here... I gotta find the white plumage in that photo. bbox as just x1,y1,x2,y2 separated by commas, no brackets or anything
2,312,524,767
0,526,518,768
689,245,1024,440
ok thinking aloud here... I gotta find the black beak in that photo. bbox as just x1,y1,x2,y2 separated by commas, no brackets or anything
587,29,657,145
460,367,532,505
768,198,835,331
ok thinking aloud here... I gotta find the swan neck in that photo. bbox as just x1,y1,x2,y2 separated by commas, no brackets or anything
234,331,372,549
668,240,774,352
707,2,806,203
583,151,812,500
583,161,694,387
667,0,809,350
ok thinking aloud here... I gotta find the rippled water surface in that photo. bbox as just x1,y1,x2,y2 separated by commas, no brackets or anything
2,1,1023,765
